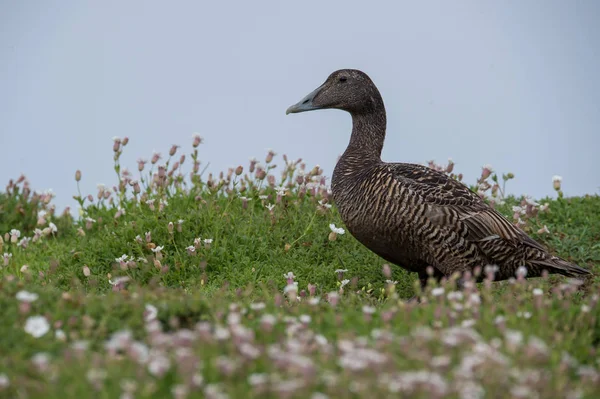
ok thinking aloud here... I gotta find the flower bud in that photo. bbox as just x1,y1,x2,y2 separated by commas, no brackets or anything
481,164,493,180
169,145,179,157
235,165,243,176
75,170,82,182
151,152,161,164
192,134,203,148
122,136,129,146
552,175,562,191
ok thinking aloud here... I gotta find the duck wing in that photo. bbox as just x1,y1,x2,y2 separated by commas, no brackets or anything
387,163,541,250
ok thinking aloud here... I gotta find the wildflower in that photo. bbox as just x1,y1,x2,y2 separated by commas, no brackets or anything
20,265,29,273
329,224,345,235
9,229,21,243
340,279,350,290
385,279,398,285
151,246,164,259
265,203,275,212
532,288,543,296
192,133,203,147
461,319,476,328
259,195,268,200
17,237,31,249
552,175,562,191
284,283,299,298
83,265,91,277
335,269,348,280
318,199,332,209
308,297,320,306
55,329,66,341
49,222,57,234
0,373,9,389
537,225,550,234
481,164,493,180
248,373,268,386
327,292,340,306
108,276,130,288
275,186,287,196
447,291,464,301
362,305,376,314
299,314,312,324
16,290,38,303
516,266,528,278
2,253,11,266
186,245,196,256
24,315,50,338
284,272,295,285
145,304,158,322
250,302,266,311
581,304,590,313
431,287,445,297
203,238,213,249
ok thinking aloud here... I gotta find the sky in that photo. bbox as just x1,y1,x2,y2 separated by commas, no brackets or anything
1,0,599,213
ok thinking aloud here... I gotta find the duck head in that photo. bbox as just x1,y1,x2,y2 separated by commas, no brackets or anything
286,69,383,115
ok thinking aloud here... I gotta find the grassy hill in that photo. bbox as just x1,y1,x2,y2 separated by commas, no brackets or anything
0,137,598,398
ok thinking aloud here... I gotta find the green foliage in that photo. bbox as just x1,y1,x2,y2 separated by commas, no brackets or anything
0,140,598,398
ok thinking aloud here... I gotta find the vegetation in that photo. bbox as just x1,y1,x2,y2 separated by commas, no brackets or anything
0,136,598,398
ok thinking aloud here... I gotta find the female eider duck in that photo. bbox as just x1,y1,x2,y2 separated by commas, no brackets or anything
286,69,591,289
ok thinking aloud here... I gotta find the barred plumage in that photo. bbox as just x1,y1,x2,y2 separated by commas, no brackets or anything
287,69,591,287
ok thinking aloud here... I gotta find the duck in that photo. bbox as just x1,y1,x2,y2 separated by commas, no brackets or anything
286,69,591,289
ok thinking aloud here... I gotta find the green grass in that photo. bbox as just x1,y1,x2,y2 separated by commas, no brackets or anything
0,138,598,398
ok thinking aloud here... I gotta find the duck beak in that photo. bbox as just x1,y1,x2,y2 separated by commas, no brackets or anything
286,85,324,114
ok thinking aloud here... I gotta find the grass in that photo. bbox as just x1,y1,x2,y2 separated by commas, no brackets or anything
0,136,598,398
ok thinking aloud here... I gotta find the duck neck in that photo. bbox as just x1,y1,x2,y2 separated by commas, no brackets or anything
344,107,386,162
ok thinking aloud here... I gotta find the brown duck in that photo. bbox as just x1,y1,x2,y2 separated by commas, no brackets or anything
286,69,591,289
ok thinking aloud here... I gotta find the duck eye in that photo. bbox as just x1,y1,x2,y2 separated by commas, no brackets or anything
338,76,347,83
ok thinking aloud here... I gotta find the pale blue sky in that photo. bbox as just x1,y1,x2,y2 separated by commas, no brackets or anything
1,1,599,212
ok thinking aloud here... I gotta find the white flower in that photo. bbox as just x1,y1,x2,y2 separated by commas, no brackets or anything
431,287,445,297
335,269,348,274
516,266,528,278
283,283,299,294
203,238,213,244
318,200,332,209
581,304,590,313
49,223,58,233
55,329,66,341
24,315,50,338
329,224,345,235
9,229,21,238
340,279,350,288
151,246,164,253
284,272,296,280
145,304,158,322
265,203,275,211
112,136,121,142
108,276,130,286
0,373,9,388
385,279,398,285
362,305,376,314
532,288,543,296
250,302,266,311
258,195,268,200
512,206,525,214
552,175,563,182
16,290,39,303
177,219,185,224
185,245,196,252
115,254,129,262
275,186,287,196
299,314,312,323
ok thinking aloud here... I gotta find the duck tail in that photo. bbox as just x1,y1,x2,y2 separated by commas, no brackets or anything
530,256,592,278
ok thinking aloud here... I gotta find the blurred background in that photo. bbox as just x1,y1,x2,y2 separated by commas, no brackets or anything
1,0,599,212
